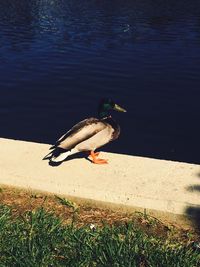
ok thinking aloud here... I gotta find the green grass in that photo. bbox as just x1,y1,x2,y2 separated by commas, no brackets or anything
0,204,199,267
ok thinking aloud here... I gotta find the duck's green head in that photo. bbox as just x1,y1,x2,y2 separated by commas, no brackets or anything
98,98,126,119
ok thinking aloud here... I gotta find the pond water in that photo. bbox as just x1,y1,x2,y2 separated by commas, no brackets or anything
0,0,200,163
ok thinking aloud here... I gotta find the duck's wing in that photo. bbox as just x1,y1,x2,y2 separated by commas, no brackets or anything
51,117,107,150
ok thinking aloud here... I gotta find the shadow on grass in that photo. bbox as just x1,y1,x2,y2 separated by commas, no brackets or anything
185,173,200,233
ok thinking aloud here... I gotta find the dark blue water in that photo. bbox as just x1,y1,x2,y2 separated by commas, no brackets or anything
0,0,200,163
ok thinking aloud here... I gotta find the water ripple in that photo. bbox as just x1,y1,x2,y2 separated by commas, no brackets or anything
0,0,200,163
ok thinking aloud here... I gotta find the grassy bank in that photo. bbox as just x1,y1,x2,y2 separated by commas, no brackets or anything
0,186,199,266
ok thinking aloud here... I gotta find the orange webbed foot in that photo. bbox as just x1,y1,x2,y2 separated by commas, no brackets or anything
92,158,108,164
89,151,108,164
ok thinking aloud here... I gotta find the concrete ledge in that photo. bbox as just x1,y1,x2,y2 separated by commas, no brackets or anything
0,138,200,227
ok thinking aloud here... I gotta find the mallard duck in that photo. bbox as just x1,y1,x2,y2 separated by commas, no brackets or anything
44,98,126,164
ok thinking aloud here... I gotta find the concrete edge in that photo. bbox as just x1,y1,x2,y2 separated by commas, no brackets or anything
0,183,194,230
0,137,200,230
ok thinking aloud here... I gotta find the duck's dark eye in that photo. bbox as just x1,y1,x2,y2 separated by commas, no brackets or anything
108,101,115,108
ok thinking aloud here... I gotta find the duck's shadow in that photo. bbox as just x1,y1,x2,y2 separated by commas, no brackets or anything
48,152,92,167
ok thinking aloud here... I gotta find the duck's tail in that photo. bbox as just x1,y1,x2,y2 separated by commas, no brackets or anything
43,147,77,163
